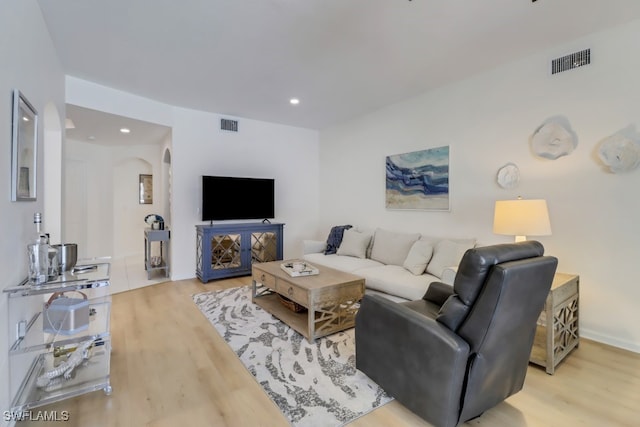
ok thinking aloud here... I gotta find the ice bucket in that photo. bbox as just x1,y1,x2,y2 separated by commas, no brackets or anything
53,243,78,271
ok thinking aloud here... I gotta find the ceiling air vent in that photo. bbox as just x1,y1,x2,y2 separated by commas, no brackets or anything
551,49,591,75
220,118,238,132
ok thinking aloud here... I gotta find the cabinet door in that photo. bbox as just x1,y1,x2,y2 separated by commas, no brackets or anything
250,229,279,263
209,232,243,271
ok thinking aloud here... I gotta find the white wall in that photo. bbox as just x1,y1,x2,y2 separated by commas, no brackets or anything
0,0,65,421
170,108,320,279
64,139,166,259
65,79,320,281
43,104,63,245
318,20,640,353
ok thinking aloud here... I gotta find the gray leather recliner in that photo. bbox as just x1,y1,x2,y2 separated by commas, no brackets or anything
355,241,558,427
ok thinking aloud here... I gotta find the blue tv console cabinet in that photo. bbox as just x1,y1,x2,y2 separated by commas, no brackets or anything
196,222,284,282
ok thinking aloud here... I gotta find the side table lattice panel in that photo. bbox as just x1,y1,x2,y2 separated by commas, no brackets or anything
530,273,579,374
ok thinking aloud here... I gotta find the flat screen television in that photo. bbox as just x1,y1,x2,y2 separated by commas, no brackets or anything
202,176,275,221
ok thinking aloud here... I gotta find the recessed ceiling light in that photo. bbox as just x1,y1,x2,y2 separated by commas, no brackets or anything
289,98,300,105
120,128,131,134
88,136,96,141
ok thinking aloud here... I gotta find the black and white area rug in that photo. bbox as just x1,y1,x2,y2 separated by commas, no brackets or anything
192,286,392,427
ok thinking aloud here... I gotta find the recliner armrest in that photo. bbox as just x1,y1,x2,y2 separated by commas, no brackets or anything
355,294,470,427
356,294,467,351
424,281,454,306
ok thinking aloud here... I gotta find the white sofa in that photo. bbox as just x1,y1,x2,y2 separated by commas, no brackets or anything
303,227,476,302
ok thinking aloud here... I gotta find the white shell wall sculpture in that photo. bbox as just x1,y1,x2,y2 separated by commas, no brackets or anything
597,127,640,173
496,163,520,189
531,116,578,160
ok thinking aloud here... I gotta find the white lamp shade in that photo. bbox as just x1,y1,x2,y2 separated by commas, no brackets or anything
493,199,551,240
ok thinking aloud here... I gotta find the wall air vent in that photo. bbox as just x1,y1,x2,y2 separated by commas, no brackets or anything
551,49,591,75
220,118,238,132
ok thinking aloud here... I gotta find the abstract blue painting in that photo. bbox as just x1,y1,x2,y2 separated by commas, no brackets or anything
385,146,450,210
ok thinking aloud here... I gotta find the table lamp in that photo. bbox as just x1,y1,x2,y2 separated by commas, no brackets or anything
493,198,551,242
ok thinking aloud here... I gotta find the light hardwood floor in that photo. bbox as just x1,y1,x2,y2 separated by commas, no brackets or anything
21,277,640,427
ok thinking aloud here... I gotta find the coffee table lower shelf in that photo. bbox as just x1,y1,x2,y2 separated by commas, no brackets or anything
253,293,315,339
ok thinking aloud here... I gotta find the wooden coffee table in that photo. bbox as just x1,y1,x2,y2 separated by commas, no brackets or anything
251,260,365,342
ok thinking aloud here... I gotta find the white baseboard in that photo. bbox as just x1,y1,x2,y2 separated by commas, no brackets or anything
581,328,640,354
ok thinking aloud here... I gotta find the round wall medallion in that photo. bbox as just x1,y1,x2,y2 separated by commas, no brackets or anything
496,163,520,189
531,118,578,160
597,133,640,173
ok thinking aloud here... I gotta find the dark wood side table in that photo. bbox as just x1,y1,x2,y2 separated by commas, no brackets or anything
530,273,580,374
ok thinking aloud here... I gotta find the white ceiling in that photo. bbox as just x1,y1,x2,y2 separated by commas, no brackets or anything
39,0,640,135
65,104,171,145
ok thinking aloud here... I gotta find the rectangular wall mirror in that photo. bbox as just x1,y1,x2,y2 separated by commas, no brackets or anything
11,90,38,201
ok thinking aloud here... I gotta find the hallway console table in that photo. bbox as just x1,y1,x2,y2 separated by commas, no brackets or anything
144,229,170,279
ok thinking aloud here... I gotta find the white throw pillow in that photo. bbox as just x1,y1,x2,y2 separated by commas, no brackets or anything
354,226,376,258
426,239,476,278
403,240,434,275
337,229,372,259
370,228,421,266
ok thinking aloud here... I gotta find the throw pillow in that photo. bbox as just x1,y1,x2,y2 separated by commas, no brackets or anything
324,225,353,255
336,229,372,259
426,239,476,278
403,240,434,275
355,226,376,258
370,228,421,266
